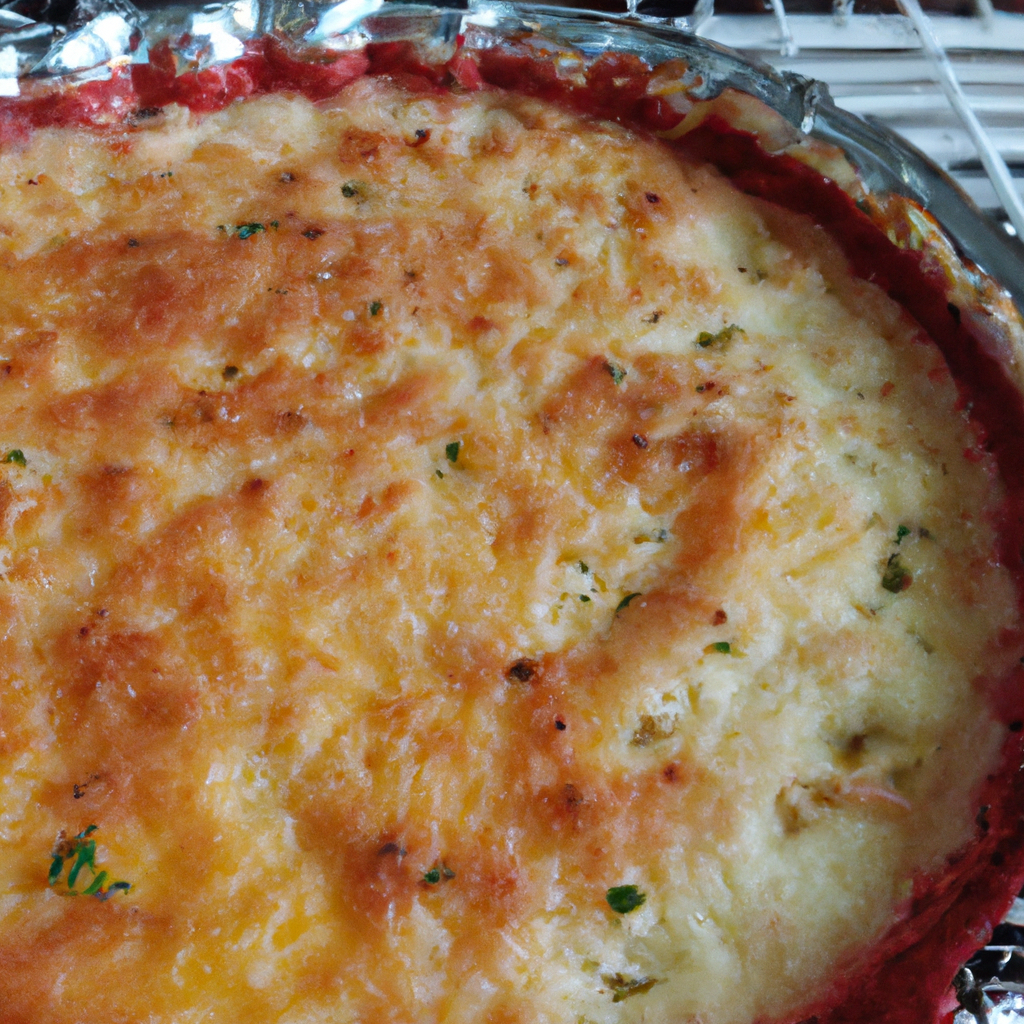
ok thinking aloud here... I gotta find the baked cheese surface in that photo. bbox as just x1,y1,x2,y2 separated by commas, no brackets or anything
0,77,1018,1023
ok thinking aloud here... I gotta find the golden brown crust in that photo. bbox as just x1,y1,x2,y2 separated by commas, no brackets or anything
0,77,1019,1024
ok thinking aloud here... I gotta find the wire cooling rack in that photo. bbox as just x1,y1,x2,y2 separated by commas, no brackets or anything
698,0,1024,244
557,0,1024,252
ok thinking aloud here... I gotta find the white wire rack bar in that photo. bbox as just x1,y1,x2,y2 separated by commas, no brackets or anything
692,6,1024,239
697,11,1024,50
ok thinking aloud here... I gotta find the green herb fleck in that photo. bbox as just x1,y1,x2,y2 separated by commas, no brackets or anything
81,870,108,896
270,221,279,230
579,561,589,574
48,854,64,885
895,524,911,545
710,641,731,654
341,181,359,198
882,554,912,594
579,595,591,603
615,592,642,613
435,469,444,479
3,449,26,467
65,835,96,888
696,324,744,349
369,300,383,317
602,973,659,1003
446,441,460,463
235,223,265,239
606,884,646,914
605,362,626,385
423,861,455,885
48,825,129,900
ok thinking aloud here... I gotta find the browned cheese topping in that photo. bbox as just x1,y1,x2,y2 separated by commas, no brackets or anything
0,77,1018,1024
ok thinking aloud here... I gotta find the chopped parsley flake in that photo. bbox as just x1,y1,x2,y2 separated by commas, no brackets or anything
605,362,626,385
606,884,646,914
3,449,26,467
369,300,383,316
423,861,455,885
615,592,641,612
895,524,911,545
696,324,745,349
710,641,731,654
579,595,591,603
602,970,659,1003
341,181,359,198
445,441,460,463
578,561,589,574
48,825,130,900
435,469,444,479
882,553,912,593
235,223,265,239
603,973,659,1003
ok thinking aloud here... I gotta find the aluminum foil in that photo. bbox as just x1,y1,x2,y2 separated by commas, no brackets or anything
1,0,1022,1018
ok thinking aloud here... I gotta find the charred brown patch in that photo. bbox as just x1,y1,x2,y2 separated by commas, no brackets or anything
467,315,497,335
541,356,626,431
609,428,722,517
0,480,14,532
507,658,539,683
71,464,156,540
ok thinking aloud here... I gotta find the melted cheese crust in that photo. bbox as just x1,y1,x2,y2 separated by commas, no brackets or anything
0,77,1018,1024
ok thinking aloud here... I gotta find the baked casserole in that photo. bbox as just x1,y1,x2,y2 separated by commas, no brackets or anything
0,11,1023,1023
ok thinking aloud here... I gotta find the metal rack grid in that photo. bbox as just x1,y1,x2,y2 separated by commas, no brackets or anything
558,0,1024,256
691,0,1024,249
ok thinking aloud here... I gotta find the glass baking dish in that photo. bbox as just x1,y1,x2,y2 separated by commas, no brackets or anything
2,0,1023,1019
